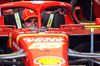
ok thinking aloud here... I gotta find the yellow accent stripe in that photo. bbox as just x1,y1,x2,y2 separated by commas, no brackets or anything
14,12,22,28
84,25,100,28
47,14,54,27
9,33,12,47
17,34,68,44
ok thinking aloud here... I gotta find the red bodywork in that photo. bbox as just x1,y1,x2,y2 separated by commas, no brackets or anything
0,1,99,66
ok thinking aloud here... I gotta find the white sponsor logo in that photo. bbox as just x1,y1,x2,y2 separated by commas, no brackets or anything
1,3,14,6
60,2,66,6
13,41,21,50
31,1,44,3
23,37,64,42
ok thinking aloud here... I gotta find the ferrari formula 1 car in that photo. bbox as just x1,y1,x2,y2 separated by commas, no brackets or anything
0,1,100,66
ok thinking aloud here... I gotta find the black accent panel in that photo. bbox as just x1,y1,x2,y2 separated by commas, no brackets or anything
69,34,100,52
4,15,16,25
0,37,13,54
42,13,65,28
52,14,65,28
4,14,23,28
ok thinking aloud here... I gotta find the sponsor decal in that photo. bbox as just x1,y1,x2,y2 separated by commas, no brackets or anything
34,56,65,66
59,2,72,7
13,41,21,50
17,34,68,44
1,3,14,7
23,37,65,49
28,42,65,49
31,1,44,3
23,37,64,42
30,10,34,13
60,2,66,6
